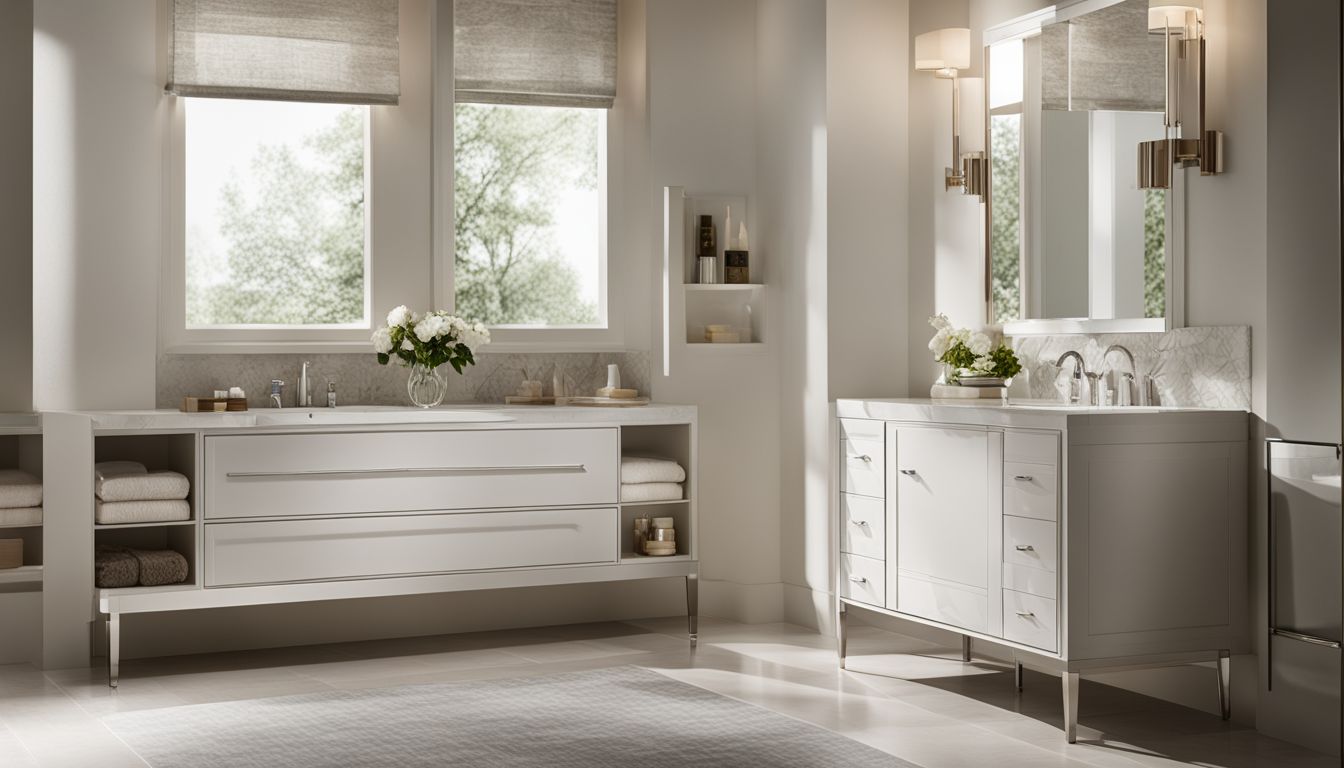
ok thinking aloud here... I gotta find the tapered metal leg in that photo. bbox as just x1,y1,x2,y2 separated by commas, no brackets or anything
107,613,120,689
1217,650,1231,721
1062,671,1080,743
837,601,849,669
961,635,972,662
685,573,698,649
1015,661,1024,691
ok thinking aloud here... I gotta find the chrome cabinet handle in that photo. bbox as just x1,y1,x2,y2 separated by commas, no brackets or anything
225,464,587,479
1015,611,1036,619
848,454,872,463
899,469,917,476
1015,544,1035,552
849,520,869,527
1013,475,1034,482
848,576,868,584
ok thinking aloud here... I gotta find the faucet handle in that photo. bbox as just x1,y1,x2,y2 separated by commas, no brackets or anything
270,379,285,392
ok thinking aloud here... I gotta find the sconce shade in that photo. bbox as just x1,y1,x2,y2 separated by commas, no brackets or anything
1148,2,1202,31
915,28,971,73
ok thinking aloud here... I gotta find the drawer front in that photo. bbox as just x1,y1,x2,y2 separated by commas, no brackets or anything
841,437,885,498
840,418,884,442
1003,515,1058,573
896,573,988,634
1003,562,1058,600
1004,431,1059,466
205,428,618,520
840,553,886,607
1004,462,1058,522
204,507,618,587
1003,589,1058,652
840,494,885,560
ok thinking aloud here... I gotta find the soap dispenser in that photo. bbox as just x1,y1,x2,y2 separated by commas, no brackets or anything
326,379,337,408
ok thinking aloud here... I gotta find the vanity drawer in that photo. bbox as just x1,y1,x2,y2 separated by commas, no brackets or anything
204,428,618,520
1004,431,1059,467
841,438,885,498
896,573,988,634
840,553,886,607
1003,589,1058,653
840,494,885,560
204,507,618,587
1003,515,1058,573
1004,462,1058,522
1003,562,1058,599
840,418,884,442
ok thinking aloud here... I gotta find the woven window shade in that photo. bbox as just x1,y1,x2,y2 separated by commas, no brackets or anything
1041,0,1164,112
454,0,616,109
167,0,400,105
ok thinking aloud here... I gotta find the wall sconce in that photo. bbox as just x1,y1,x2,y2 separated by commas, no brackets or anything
1137,1,1223,189
914,27,988,200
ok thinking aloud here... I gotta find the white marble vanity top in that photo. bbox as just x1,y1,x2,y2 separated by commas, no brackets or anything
836,398,1247,432
70,403,697,433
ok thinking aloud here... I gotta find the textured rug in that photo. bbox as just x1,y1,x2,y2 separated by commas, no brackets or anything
103,666,919,767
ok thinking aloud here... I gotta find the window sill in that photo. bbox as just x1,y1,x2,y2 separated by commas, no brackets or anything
162,340,640,356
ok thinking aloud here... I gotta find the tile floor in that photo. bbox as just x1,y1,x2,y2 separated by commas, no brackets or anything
0,617,1334,767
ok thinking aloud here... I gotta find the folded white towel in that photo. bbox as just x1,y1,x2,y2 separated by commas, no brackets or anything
0,469,41,510
95,500,191,525
621,482,684,503
620,456,686,485
95,461,147,480
0,507,41,527
96,471,190,502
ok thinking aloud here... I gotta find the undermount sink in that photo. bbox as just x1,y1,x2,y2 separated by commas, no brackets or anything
253,406,515,426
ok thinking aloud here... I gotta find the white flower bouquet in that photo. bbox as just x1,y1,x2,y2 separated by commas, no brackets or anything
927,314,1021,384
372,306,490,374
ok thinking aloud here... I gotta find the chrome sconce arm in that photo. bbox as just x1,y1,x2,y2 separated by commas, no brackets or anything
914,27,988,201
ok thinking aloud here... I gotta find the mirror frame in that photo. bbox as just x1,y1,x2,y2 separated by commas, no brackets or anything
983,1,1186,336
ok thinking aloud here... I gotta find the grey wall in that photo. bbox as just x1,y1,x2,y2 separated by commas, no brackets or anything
0,1,32,412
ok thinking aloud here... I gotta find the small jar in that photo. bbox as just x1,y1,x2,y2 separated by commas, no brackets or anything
633,517,651,555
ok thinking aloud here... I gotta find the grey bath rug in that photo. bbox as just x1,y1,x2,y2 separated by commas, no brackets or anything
103,666,918,767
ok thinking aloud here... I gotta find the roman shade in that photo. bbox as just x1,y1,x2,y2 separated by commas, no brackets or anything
167,0,400,105
454,0,617,109
1041,0,1164,112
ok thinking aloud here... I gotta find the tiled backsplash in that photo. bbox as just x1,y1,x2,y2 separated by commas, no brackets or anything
1009,326,1251,409
157,351,652,409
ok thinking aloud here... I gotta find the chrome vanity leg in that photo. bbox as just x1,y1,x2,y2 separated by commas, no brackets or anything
1217,649,1232,721
685,573,698,649
107,613,120,689
1062,671,1080,743
1015,661,1024,691
837,601,849,669
961,635,972,662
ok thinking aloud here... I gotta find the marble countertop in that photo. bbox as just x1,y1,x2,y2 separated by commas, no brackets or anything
72,403,697,433
836,398,1248,432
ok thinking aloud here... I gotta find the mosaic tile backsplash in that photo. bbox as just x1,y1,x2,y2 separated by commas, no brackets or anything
1008,326,1251,409
157,351,652,409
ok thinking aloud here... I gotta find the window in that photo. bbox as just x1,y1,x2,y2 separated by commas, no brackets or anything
453,103,606,329
184,99,370,329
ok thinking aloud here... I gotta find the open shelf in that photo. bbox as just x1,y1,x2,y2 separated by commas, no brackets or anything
0,565,42,585
684,284,764,292
95,520,197,530
97,582,200,599
620,499,690,508
620,553,694,564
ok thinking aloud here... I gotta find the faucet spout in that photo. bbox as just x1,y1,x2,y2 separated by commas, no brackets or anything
1054,351,1088,404
1103,345,1142,406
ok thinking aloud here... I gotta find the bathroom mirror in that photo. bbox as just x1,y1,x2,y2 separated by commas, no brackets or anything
985,0,1184,334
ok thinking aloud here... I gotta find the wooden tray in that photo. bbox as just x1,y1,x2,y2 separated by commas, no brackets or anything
181,397,249,413
504,396,557,405
560,397,651,408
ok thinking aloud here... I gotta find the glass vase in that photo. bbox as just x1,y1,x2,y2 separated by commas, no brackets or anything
406,364,446,409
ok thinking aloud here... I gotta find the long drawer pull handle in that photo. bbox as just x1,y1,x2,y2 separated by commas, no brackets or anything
1015,544,1035,552
848,576,868,584
899,469,917,476
1013,475,1034,482
225,464,588,479
1016,611,1036,619
849,454,872,463
850,520,869,527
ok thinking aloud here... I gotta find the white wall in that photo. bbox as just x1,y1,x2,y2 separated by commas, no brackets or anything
0,0,32,413
33,0,160,411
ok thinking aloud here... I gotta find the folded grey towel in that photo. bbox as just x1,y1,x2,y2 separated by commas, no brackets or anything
95,545,139,589
131,548,189,587
620,482,684,503
96,471,190,503
620,455,687,485
0,507,41,527
96,500,191,525
0,469,41,510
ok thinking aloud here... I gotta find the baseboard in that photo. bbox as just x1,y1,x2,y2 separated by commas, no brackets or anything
700,579,784,624
782,582,830,633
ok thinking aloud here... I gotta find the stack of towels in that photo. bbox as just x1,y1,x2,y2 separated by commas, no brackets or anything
620,455,686,502
0,469,42,527
95,462,191,525
95,544,189,588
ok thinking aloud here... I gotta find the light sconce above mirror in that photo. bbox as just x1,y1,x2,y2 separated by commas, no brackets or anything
914,27,988,200
1137,1,1223,189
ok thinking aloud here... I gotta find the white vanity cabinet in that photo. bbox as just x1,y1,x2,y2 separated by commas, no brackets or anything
835,400,1248,743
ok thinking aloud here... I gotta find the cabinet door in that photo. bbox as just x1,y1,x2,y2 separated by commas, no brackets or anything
893,426,992,591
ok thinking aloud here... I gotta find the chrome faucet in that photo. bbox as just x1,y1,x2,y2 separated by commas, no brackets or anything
1054,351,1089,404
298,361,312,407
269,380,285,409
1102,344,1141,406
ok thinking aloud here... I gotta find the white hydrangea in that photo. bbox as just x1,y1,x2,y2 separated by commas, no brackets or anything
928,328,952,358
371,327,393,354
386,305,412,328
928,314,952,332
968,332,992,357
414,314,450,342
400,337,415,352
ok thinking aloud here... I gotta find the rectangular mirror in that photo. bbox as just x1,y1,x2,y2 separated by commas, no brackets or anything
986,0,1184,334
